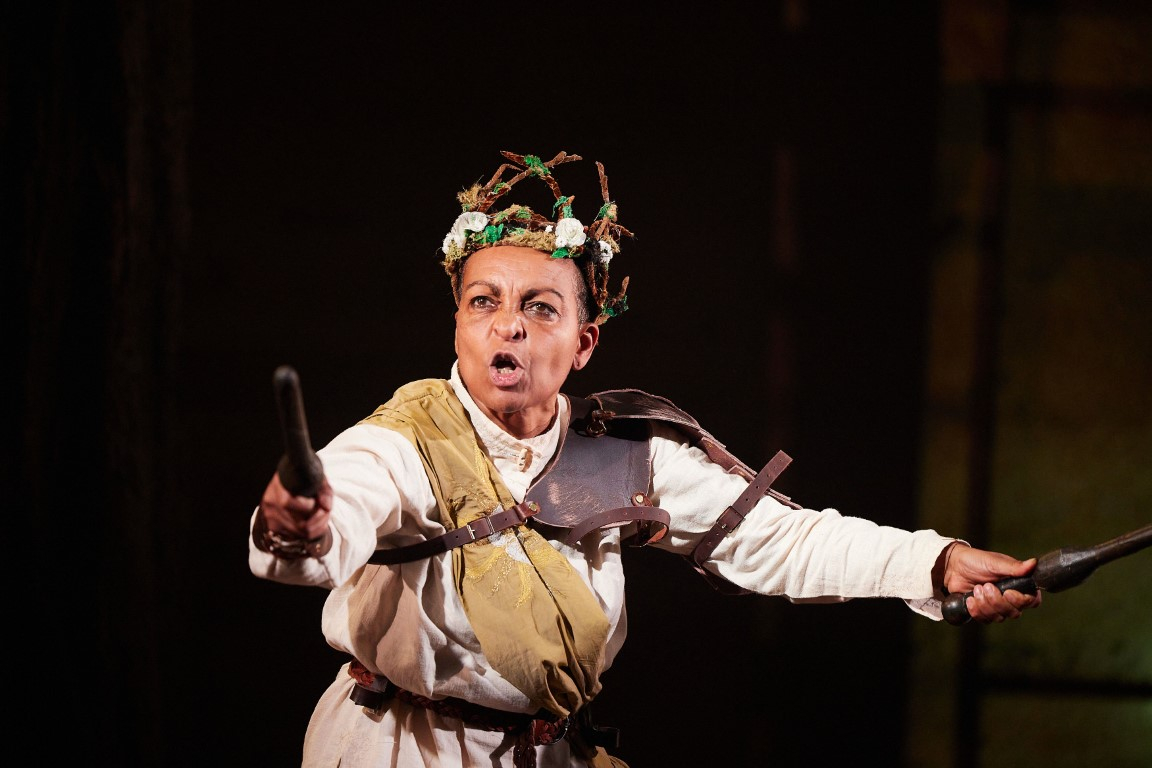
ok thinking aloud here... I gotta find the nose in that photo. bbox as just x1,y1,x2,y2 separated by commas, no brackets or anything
492,306,525,341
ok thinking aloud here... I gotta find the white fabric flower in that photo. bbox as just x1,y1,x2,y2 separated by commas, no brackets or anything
553,217,586,249
597,240,613,264
442,211,489,252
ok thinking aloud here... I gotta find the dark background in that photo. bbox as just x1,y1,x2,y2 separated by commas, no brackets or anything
9,3,947,765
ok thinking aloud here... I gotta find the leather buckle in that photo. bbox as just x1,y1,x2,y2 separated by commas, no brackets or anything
715,507,743,534
466,515,496,541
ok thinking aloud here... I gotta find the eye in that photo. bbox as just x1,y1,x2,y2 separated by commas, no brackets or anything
525,301,559,318
468,295,495,310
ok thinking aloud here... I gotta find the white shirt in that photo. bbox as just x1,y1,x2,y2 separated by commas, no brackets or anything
249,363,951,766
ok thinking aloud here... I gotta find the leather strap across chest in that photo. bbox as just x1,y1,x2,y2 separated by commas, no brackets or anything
367,501,541,565
368,394,671,567
367,388,802,593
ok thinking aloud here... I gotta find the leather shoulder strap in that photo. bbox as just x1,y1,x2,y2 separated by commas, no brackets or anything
586,389,802,594
688,451,795,594
526,394,670,548
587,389,750,477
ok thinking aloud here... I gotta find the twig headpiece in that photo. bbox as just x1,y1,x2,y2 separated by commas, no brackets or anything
440,150,633,324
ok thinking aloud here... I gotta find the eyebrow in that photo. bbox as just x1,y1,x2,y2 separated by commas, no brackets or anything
462,280,568,305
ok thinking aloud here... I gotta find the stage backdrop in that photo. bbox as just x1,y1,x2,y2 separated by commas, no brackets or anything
7,2,1149,766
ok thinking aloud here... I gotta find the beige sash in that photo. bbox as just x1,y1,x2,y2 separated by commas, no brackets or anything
362,379,610,718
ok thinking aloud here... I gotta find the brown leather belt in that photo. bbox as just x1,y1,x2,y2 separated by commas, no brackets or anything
347,659,578,767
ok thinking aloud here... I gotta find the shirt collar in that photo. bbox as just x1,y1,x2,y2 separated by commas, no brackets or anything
448,361,566,469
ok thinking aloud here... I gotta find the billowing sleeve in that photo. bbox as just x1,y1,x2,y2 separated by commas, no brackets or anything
646,422,953,619
248,421,440,589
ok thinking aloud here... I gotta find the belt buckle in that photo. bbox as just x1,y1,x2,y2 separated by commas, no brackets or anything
466,515,496,541
715,506,743,534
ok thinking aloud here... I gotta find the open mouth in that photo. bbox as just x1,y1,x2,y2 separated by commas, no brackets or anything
492,353,519,374
490,352,523,386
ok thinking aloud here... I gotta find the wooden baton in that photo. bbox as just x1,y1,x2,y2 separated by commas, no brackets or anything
942,523,1152,626
272,365,324,498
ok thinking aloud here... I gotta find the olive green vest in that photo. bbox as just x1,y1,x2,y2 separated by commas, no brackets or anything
361,378,610,718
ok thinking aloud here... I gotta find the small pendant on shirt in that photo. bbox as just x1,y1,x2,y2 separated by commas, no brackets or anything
516,447,532,471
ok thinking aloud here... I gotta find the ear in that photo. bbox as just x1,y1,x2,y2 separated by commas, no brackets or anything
572,322,599,371
453,307,461,357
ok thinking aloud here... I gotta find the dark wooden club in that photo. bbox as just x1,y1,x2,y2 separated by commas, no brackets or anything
942,523,1152,625
273,365,324,498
